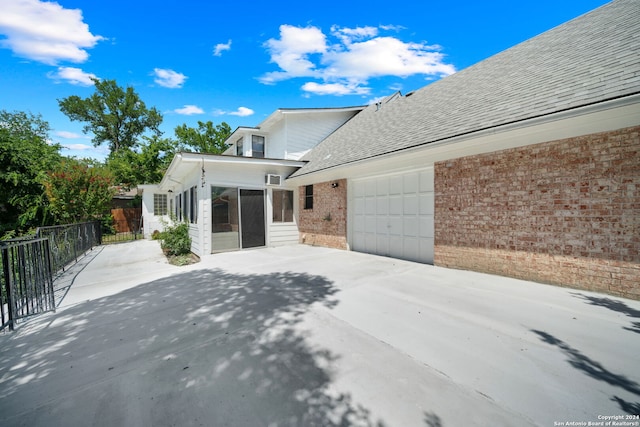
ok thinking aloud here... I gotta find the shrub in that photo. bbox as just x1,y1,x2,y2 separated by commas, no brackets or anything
160,221,191,256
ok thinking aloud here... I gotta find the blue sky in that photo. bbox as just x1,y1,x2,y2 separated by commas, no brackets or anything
0,0,610,161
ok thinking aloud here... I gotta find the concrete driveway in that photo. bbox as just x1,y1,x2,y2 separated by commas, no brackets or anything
0,241,638,427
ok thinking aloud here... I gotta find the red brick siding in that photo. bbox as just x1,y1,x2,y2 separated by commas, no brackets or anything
435,126,640,299
298,179,348,249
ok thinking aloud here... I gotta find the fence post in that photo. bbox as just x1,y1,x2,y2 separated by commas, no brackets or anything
2,246,15,331
96,221,102,245
43,239,55,312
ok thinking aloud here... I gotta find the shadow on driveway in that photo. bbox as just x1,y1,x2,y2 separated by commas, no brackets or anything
531,329,640,415
571,292,640,335
0,268,389,426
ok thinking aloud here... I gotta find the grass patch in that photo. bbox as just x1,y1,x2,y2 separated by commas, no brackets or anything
166,252,200,266
102,233,139,244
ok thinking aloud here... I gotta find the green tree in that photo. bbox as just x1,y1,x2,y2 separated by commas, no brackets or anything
174,120,231,154
58,79,163,153
0,110,62,234
42,158,115,224
107,135,177,186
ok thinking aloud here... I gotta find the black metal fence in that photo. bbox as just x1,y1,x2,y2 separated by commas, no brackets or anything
36,222,102,275
1,238,54,331
1,221,101,330
102,218,142,244
102,208,142,244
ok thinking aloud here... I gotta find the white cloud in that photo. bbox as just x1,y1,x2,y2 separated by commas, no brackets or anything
61,143,92,151
330,25,378,45
213,107,254,117
229,107,254,117
0,0,103,65
379,24,406,32
213,39,232,56
261,24,456,96
153,68,187,88
302,82,370,96
55,130,87,139
323,37,455,80
174,105,204,115
48,66,97,86
259,25,327,84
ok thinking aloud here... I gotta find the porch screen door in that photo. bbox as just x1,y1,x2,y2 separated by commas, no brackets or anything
239,189,265,248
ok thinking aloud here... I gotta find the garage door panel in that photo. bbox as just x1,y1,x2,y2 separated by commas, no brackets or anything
420,238,435,262
403,217,418,237
366,197,378,215
376,236,389,256
403,194,418,215
403,173,418,193
389,196,402,215
389,236,403,258
388,217,402,236
419,216,434,238
403,238,419,261
376,197,388,215
365,233,377,253
376,217,388,234
419,193,434,215
365,215,376,231
354,198,365,215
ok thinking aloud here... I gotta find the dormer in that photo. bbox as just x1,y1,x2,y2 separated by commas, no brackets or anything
227,129,267,158
223,106,365,160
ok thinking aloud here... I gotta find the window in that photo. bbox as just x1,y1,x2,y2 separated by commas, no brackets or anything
273,190,293,222
153,194,167,216
304,185,313,210
183,190,188,221
189,186,197,224
175,194,182,220
236,137,243,156
252,135,265,158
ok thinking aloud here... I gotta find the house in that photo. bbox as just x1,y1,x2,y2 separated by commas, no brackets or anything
142,0,639,299
140,106,363,253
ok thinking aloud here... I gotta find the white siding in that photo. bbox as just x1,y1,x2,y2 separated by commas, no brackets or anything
268,223,298,246
140,185,169,239
285,111,358,160
266,120,286,159
189,224,201,256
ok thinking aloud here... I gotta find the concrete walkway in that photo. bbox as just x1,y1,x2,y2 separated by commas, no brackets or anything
0,241,638,426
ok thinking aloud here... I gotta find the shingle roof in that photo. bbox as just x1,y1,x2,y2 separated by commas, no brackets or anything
293,0,640,177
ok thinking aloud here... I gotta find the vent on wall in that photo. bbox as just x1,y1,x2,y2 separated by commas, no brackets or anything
266,174,282,186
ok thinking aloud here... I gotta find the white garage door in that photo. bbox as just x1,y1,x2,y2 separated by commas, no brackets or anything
351,168,434,264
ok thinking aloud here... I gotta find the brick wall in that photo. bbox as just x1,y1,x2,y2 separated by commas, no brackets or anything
434,126,640,299
298,179,348,249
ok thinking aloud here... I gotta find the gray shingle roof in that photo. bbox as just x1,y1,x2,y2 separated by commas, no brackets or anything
293,0,640,177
